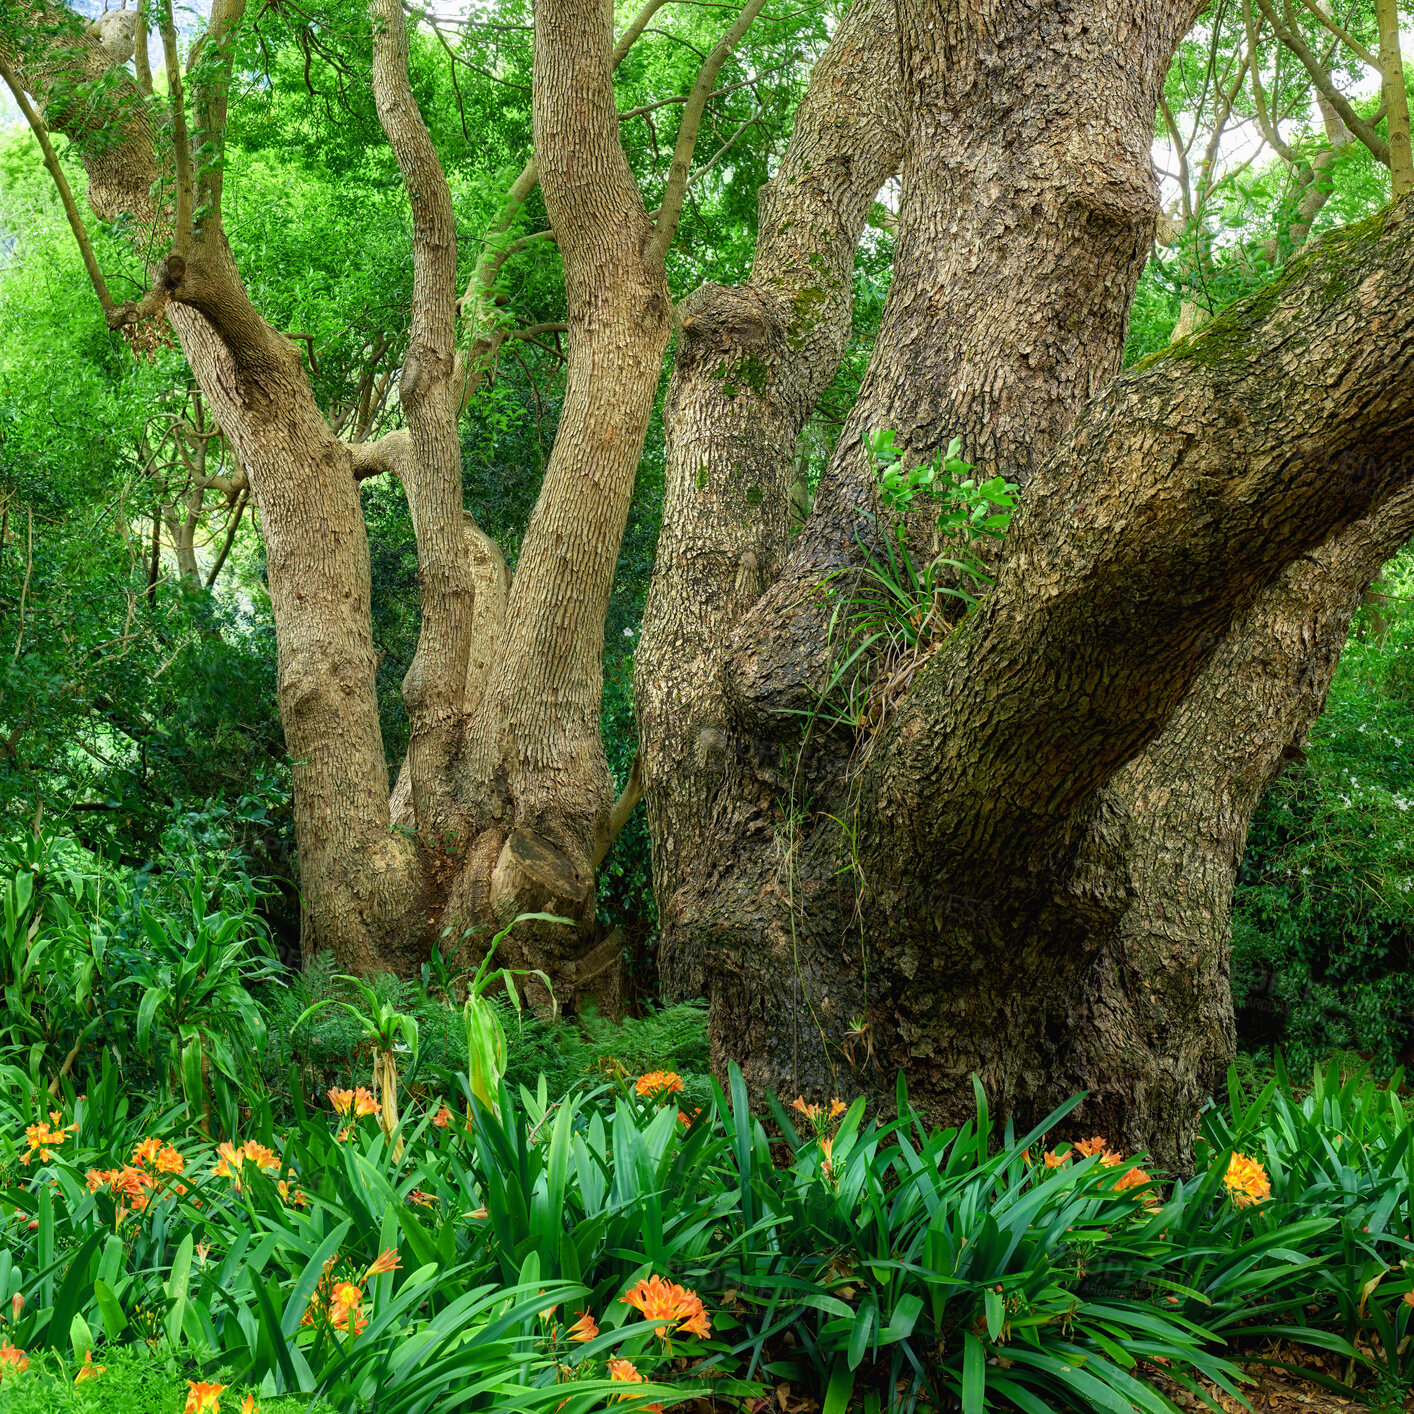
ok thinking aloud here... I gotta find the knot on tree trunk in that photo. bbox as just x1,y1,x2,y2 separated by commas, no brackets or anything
675,283,788,376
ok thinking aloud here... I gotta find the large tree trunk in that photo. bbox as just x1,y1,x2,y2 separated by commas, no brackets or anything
636,0,903,956
643,0,1414,1169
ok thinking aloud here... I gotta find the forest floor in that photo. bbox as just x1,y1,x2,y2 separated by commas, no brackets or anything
1153,1341,1394,1412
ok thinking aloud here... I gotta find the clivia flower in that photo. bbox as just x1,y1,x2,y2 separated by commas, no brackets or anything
363,1248,401,1279
1222,1152,1271,1208
1072,1137,1109,1158
567,1311,599,1342
185,1381,226,1413
635,1072,684,1100
74,1350,105,1384
432,1104,453,1128
1111,1165,1161,1207
791,1096,847,1126
607,1358,663,1411
620,1274,711,1344
337,1279,370,1332
277,1180,308,1208
21,1120,73,1165
0,1341,28,1381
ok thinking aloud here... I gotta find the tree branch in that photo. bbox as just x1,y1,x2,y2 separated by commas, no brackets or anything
870,197,1414,890
650,0,770,261
156,0,195,255
0,55,118,319
1255,0,1392,166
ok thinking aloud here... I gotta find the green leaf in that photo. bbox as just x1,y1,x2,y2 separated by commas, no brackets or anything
962,1331,986,1414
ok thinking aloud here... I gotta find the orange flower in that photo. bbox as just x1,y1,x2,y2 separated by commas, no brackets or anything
241,1397,258,1414
11,1293,22,1321
74,1351,105,1383
620,1274,711,1344
607,1357,664,1411
352,1087,378,1118
635,1072,684,1100
329,1088,355,1116
86,1164,159,1215
131,1137,164,1168
608,1357,645,1383
212,1143,246,1184
567,1311,599,1342
363,1249,401,1279
242,1142,280,1173
791,1096,847,1129
1042,1149,1068,1168
432,1104,452,1128
328,1281,366,1335
1073,1137,1109,1158
469,1205,488,1218
1112,1165,1160,1207
185,1380,227,1413
1402,1289,1414,1309
1223,1152,1271,1208
408,1189,438,1207
22,1120,70,1164
0,1341,28,1381
155,1144,185,1175
277,1180,308,1208
1099,1150,1125,1168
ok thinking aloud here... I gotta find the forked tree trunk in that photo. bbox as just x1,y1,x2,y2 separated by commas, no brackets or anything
5,0,740,1003
643,0,1414,1169
636,0,903,947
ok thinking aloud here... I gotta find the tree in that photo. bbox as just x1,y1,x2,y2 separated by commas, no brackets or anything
5,0,1414,1169
637,0,1414,1171
1,0,777,1003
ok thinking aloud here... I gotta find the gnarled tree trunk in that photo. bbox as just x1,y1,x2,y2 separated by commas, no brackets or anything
642,0,1414,1169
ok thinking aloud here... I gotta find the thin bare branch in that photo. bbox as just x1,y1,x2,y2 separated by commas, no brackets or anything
651,0,771,260
1254,0,1392,165
0,55,118,318
1294,0,1376,65
157,0,195,255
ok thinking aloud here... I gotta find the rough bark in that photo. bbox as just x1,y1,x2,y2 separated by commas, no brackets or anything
643,0,1414,1168
447,0,673,978
650,0,1203,995
637,0,904,942
1061,492,1414,1165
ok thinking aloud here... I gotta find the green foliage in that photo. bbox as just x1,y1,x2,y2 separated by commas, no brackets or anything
808,432,1018,736
1232,547,1414,1071
0,828,278,1124
3,1049,1414,1412
0,1344,324,1413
